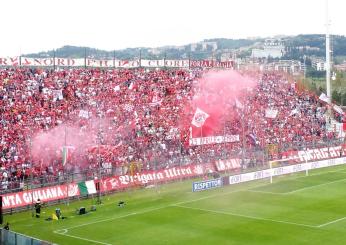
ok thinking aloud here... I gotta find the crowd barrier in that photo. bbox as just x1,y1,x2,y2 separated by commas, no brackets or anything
0,228,52,245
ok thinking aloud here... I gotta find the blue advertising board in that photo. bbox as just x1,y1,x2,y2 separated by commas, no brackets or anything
192,178,222,192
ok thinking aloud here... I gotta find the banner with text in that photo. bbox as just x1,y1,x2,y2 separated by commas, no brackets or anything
0,57,233,69
281,145,346,163
100,163,215,192
214,158,241,171
192,178,222,192
189,135,240,146
2,183,80,210
228,157,346,186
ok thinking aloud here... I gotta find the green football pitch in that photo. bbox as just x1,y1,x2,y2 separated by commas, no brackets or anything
5,164,346,245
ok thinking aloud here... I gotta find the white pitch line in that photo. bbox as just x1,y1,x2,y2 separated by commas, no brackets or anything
173,205,317,228
285,177,346,194
54,232,112,245
317,216,346,228
55,229,68,235
246,189,286,195
248,177,346,195
54,211,140,231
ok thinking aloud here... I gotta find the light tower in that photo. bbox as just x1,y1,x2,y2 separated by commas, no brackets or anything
325,0,331,103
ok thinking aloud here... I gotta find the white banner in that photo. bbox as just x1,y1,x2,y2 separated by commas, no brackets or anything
319,93,330,103
86,59,114,68
189,135,240,146
0,56,20,66
141,59,165,67
52,89,63,101
228,157,346,186
164,60,189,68
0,57,233,69
265,109,278,119
79,110,90,119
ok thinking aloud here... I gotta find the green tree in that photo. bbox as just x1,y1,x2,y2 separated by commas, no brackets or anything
332,90,341,104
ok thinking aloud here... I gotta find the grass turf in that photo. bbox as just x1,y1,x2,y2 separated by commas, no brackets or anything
5,164,346,245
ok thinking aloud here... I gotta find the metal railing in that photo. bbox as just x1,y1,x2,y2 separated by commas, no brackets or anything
0,228,53,245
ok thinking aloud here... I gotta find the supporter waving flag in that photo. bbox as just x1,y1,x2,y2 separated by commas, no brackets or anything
191,108,210,128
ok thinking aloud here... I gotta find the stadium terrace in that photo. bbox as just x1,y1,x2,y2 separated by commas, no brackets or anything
0,67,344,197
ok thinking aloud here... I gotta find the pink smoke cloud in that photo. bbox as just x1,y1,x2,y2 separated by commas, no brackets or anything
183,70,257,137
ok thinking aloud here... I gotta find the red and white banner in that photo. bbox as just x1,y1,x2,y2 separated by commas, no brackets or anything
100,163,215,192
189,135,239,146
281,145,346,163
0,57,233,69
2,183,79,210
214,158,241,171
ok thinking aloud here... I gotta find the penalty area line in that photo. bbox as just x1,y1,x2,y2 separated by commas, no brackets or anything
317,216,346,228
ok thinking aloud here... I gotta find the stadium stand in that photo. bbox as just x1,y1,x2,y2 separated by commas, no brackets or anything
0,68,344,192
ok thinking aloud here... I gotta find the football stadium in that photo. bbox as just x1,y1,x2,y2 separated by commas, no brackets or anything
1,0,346,244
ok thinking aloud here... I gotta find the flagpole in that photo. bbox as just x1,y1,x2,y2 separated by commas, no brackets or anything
325,0,331,103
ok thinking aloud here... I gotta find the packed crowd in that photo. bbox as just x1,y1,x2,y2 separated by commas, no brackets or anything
0,67,343,191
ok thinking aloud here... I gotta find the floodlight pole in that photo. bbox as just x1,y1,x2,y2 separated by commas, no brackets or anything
325,0,331,103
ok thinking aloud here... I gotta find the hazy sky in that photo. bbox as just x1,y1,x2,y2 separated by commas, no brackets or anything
0,0,344,56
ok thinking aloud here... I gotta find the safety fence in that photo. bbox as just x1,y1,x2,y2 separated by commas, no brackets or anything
0,228,52,245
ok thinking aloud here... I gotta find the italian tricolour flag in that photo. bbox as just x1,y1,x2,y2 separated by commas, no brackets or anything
78,180,97,196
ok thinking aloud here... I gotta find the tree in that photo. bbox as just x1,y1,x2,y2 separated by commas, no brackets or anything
332,90,341,104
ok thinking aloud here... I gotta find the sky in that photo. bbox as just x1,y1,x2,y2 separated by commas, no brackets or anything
0,0,344,56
